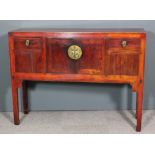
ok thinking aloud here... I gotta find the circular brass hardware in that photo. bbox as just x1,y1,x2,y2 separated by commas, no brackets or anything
121,40,127,48
25,40,30,47
67,45,82,60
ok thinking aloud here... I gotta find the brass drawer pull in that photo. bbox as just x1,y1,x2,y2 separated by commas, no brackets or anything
67,45,82,60
25,40,30,47
121,40,127,48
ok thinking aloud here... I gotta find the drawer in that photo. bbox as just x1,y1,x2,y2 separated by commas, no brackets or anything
106,38,141,54
14,37,42,49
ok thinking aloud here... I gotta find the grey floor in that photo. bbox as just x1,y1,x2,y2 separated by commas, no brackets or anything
0,110,155,134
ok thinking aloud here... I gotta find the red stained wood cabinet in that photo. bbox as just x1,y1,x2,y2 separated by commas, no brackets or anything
8,29,146,132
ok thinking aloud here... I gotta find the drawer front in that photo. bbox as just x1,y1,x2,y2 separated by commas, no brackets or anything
106,38,141,54
46,38,105,75
14,37,42,49
105,38,140,76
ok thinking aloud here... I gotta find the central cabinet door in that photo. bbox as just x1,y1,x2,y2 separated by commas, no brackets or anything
46,38,105,75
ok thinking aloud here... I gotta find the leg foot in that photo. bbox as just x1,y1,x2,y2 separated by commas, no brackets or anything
14,120,20,125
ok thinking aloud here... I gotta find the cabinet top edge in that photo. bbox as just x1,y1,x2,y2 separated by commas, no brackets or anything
9,28,146,34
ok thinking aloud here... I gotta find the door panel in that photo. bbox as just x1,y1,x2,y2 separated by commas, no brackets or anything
13,37,45,73
46,38,105,75
105,38,140,76
14,49,45,73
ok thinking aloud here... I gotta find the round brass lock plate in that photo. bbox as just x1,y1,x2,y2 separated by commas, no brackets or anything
67,45,82,60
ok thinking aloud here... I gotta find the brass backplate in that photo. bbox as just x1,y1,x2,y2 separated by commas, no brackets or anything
25,40,30,47
67,45,82,60
121,40,127,48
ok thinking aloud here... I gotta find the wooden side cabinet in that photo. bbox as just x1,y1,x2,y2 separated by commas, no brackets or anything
8,29,146,132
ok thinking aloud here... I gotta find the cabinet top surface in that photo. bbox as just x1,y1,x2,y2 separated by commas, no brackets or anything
9,28,145,33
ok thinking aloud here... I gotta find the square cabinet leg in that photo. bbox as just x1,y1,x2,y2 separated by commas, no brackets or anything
136,82,144,132
22,81,29,114
11,79,20,125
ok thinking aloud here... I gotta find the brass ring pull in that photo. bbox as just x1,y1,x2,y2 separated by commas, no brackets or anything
67,45,82,60
121,40,127,48
25,40,30,47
